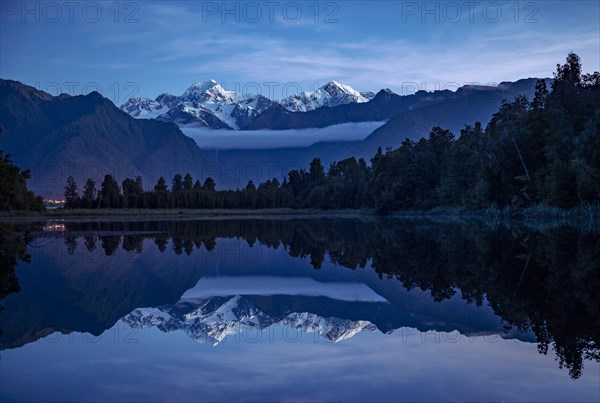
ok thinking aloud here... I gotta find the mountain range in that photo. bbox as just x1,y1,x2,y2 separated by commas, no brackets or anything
120,78,549,134
122,296,379,346
0,76,550,194
122,289,535,346
120,80,375,130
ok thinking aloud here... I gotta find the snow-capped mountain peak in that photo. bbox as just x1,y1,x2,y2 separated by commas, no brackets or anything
121,295,378,346
177,80,277,129
118,79,278,129
181,80,237,104
279,81,373,112
120,96,170,119
321,80,361,97
155,92,179,108
119,79,376,128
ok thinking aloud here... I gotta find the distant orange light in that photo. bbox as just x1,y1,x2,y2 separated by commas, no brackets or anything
43,223,66,232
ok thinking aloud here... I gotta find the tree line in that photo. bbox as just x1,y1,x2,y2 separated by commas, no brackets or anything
63,53,599,212
63,172,295,209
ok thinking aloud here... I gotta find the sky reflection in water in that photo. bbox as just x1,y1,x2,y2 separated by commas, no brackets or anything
1,218,599,402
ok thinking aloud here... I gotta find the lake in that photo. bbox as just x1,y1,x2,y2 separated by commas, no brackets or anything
1,217,599,402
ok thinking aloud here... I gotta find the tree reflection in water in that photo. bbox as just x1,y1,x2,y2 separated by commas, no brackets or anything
1,218,598,379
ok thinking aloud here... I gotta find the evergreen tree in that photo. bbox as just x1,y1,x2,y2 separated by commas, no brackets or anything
64,176,79,208
309,158,325,182
152,177,169,208
183,173,193,191
122,177,143,208
83,178,97,208
99,175,121,208
154,177,168,192
172,174,183,192
532,79,549,110
203,177,216,192
242,180,257,208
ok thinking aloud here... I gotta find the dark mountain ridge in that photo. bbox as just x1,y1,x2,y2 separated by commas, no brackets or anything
0,79,216,197
244,78,548,132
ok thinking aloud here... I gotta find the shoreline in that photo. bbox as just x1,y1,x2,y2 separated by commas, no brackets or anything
0,208,373,221
1,204,599,222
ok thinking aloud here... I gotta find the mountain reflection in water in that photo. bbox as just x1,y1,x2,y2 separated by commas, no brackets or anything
1,217,599,384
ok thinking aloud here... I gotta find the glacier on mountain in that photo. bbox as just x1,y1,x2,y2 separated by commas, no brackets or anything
119,80,373,129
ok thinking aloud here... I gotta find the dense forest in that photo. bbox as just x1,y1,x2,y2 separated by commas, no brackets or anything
62,53,600,213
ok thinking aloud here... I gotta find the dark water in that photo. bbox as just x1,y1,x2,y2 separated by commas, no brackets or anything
1,217,599,402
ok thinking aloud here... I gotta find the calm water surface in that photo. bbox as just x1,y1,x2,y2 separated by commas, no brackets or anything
1,218,599,401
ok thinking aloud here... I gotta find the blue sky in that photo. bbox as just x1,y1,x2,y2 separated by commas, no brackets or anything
1,1,598,104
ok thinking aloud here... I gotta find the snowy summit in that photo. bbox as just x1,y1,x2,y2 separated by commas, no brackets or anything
119,80,374,129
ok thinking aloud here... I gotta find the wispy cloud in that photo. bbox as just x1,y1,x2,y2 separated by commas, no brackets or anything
160,29,597,94
101,2,598,97
3,0,596,99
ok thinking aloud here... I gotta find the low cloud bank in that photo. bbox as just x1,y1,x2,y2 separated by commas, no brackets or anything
181,121,387,149
180,276,389,302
